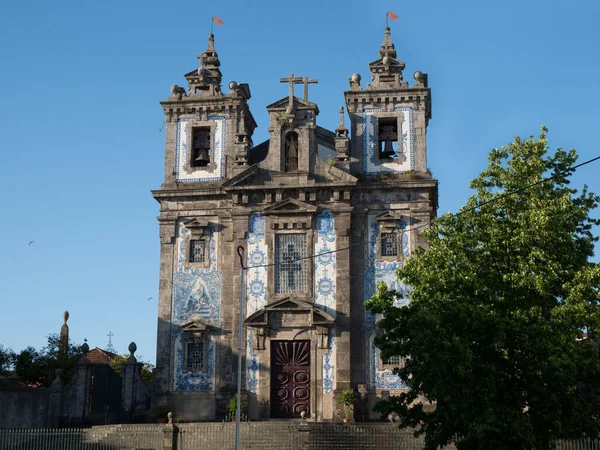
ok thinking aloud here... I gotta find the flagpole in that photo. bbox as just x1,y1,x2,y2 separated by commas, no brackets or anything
386,12,388,28
210,17,214,35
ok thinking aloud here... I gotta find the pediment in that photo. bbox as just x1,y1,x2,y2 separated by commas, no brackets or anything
180,319,210,333
266,96,319,113
183,218,210,229
262,198,318,215
222,165,260,188
375,210,408,222
368,58,406,70
245,297,334,327
183,66,220,80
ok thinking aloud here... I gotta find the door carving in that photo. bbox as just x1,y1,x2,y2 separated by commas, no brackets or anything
270,340,310,418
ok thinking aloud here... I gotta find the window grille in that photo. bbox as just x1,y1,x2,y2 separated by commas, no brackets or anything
381,232,398,257
384,355,403,366
189,239,206,263
275,234,308,294
187,342,204,371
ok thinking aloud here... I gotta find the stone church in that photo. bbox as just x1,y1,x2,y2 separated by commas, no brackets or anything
152,26,437,422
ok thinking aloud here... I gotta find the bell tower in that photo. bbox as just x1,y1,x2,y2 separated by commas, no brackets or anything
159,34,257,185
344,27,432,178
261,74,319,176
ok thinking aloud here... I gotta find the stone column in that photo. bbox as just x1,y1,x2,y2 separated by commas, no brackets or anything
70,343,93,426
228,214,249,408
161,413,175,450
163,119,178,184
47,369,63,427
122,342,142,423
58,311,69,362
153,219,176,405
333,210,352,421
350,211,367,387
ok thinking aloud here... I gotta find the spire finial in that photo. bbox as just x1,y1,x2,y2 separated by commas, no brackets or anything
335,106,348,138
379,26,397,60
207,33,215,53
198,33,220,68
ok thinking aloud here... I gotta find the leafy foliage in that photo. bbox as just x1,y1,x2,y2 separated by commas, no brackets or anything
366,128,600,449
13,334,83,387
108,354,154,385
0,344,16,385
336,388,359,420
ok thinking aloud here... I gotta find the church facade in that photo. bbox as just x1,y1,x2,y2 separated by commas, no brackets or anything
152,27,438,422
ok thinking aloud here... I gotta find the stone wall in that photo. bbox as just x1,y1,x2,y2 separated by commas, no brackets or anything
0,387,48,428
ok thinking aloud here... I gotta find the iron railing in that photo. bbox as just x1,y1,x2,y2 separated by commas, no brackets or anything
1,425,600,450
0,427,163,450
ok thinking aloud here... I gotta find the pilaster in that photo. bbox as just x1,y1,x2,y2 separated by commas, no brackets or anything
154,218,176,399
333,211,352,420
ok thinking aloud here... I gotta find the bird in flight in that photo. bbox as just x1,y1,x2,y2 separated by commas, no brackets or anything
28,240,34,246
147,297,153,301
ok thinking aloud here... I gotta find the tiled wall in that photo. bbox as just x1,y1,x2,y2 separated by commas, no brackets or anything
172,221,221,391
363,215,411,390
245,213,266,393
314,211,337,394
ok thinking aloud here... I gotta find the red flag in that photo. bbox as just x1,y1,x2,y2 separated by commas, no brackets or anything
212,16,224,26
387,11,398,20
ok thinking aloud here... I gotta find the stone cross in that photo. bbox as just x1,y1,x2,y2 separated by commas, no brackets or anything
280,73,303,109
302,76,318,101
279,74,319,106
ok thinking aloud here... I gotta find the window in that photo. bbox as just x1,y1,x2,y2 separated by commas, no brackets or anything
186,342,204,372
381,232,398,257
275,234,308,294
383,355,404,367
189,239,207,263
190,127,211,167
378,118,398,159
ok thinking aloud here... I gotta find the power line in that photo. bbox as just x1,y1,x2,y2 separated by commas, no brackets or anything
243,154,600,270
456,155,600,217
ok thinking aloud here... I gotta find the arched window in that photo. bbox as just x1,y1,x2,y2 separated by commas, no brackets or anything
285,132,299,172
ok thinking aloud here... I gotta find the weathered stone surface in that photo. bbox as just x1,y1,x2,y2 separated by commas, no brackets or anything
152,26,438,422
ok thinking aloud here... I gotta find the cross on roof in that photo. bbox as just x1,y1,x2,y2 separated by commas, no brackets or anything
302,76,318,102
106,331,116,352
279,73,319,105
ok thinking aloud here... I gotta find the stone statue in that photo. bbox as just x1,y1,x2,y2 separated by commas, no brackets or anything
285,132,299,172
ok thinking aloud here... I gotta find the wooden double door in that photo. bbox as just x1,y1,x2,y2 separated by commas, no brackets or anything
270,340,310,418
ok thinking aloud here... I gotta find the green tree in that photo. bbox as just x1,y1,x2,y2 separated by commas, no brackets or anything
367,128,600,450
108,354,154,385
0,344,16,385
14,334,83,387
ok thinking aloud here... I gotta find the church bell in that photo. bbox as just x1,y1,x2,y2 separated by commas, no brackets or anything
195,148,210,165
380,139,396,159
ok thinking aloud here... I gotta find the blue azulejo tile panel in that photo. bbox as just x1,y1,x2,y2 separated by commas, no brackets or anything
173,329,216,392
246,213,267,317
362,107,414,175
246,328,259,394
175,116,226,182
363,214,411,390
245,214,265,394
315,211,337,394
172,220,222,392
322,332,336,395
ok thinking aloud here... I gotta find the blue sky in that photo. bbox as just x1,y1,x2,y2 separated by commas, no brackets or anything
1,0,599,365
